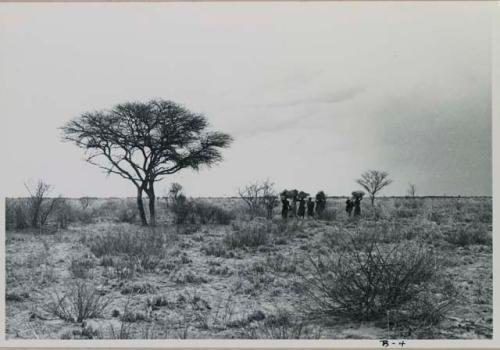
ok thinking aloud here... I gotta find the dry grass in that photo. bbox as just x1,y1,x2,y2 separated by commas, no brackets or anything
5,197,492,340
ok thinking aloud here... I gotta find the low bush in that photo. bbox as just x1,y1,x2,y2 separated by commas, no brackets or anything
393,208,418,219
171,196,234,225
224,221,270,249
86,227,166,271
443,224,492,246
317,209,336,221
115,204,137,223
202,242,227,257
298,229,440,321
5,200,29,230
45,281,111,322
55,199,76,229
193,201,234,225
70,255,96,279
121,282,157,295
173,270,208,284
240,308,322,339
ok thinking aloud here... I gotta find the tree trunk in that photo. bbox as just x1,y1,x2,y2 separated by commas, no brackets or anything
147,183,156,226
370,196,375,206
137,188,148,226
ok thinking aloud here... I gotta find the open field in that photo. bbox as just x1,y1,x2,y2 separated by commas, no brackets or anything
5,196,492,339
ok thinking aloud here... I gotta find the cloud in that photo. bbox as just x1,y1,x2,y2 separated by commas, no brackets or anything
261,86,365,108
233,86,365,138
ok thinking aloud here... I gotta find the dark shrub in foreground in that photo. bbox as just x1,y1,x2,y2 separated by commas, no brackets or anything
45,281,111,322
298,230,448,322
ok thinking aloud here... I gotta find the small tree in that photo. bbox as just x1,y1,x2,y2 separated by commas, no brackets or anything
356,170,393,206
238,182,265,219
261,180,279,220
61,99,232,226
24,180,60,228
407,183,417,198
238,180,278,220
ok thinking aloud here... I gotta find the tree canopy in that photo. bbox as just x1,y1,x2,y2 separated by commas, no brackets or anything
61,99,233,225
356,170,393,206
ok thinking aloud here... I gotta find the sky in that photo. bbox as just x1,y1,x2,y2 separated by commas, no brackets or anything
0,2,493,198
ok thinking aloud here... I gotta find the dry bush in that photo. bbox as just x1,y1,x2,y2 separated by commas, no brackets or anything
298,229,441,321
202,241,228,257
171,196,234,225
5,199,29,230
238,180,278,220
443,223,492,246
45,281,111,322
224,221,270,249
115,202,137,223
317,209,336,221
70,255,96,279
192,201,234,225
120,281,157,295
85,227,167,271
240,308,322,339
55,199,75,229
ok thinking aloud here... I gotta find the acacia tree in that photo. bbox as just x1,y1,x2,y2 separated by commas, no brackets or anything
356,170,393,206
61,99,232,226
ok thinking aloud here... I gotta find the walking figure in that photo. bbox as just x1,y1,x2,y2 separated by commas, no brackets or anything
291,195,298,218
281,197,289,219
353,196,362,217
345,198,353,217
298,197,306,218
307,197,315,218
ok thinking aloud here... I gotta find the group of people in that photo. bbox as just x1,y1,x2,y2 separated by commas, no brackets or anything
345,196,362,217
281,196,317,219
280,191,364,219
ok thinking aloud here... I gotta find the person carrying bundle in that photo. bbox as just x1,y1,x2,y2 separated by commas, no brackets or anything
307,197,315,218
281,197,290,219
352,191,365,217
345,198,354,217
298,197,306,218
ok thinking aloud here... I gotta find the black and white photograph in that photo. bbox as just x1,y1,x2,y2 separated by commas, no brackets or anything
0,1,496,342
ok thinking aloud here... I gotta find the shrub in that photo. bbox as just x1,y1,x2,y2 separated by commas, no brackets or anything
192,201,234,225
171,196,234,225
70,255,96,279
170,194,193,224
298,230,438,321
173,270,208,284
240,308,322,339
224,221,270,249
121,282,157,295
115,204,137,223
443,224,492,246
317,209,336,221
393,208,417,219
86,227,166,271
45,281,111,322
238,180,278,219
202,242,227,257
5,200,29,230
55,199,76,229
